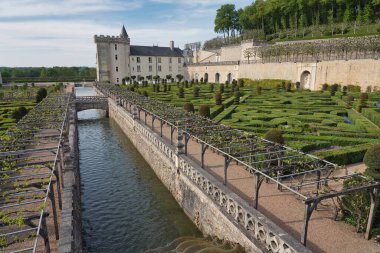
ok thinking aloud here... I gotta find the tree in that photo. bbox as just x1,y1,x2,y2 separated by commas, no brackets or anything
364,144,380,180
176,74,183,82
184,102,195,113
264,129,284,144
243,48,256,63
178,87,184,98
193,86,200,98
214,4,238,41
199,105,210,118
215,92,222,105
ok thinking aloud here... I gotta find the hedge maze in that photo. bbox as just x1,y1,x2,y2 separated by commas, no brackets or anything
128,80,380,165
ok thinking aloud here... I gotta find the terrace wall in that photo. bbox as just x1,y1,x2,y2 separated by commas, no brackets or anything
186,58,380,91
104,91,311,253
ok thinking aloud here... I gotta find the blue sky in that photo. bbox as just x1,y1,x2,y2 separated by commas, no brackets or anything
0,0,251,67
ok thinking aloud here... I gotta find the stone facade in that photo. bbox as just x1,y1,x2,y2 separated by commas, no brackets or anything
187,40,379,90
104,91,311,253
94,26,184,84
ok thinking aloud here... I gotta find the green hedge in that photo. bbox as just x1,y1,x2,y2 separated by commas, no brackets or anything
362,108,380,127
210,105,224,119
313,144,372,165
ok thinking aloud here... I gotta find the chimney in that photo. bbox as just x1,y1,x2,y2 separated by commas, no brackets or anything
170,41,174,50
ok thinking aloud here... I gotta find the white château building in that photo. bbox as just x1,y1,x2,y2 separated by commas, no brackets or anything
94,26,184,84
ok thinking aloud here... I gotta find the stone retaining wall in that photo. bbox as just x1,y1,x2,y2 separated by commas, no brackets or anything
106,95,311,253
58,103,82,253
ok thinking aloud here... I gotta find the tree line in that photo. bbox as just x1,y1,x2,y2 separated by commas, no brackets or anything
211,1,380,49
0,67,96,82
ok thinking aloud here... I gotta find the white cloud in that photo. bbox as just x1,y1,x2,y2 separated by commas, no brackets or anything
0,0,142,17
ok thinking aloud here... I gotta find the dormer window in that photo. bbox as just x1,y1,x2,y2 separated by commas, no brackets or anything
115,44,117,50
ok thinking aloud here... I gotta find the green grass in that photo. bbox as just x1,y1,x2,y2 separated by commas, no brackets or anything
126,81,380,165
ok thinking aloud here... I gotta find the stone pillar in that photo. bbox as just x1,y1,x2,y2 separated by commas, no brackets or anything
132,106,138,130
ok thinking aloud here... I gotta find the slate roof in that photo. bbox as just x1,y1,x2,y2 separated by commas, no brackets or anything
130,45,183,57
120,25,128,38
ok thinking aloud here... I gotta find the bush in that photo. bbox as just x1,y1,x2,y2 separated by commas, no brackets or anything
238,79,244,87
36,88,47,103
234,91,241,104
295,82,300,90
11,106,28,121
364,144,380,180
193,86,200,98
322,83,329,91
360,92,369,100
256,86,262,95
215,92,222,105
178,87,184,98
264,129,284,144
220,83,224,93
184,102,195,113
209,83,214,92
357,99,368,113
199,105,210,118
286,82,292,92
143,91,148,97
342,86,348,95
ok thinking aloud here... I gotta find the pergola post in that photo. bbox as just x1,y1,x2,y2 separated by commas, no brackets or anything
151,115,155,130
201,143,208,168
170,125,175,145
160,119,163,137
184,134,191,155
224,156,232,185
365,187,378,239
254,173,265,209
301,200,319,246
41,216,51,253
144,111,147,125
49,184,59,240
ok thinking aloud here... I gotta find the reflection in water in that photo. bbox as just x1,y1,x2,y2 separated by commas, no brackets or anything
76,87,245,253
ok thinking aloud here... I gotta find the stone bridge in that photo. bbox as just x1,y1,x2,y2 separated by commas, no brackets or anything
74,96,109,113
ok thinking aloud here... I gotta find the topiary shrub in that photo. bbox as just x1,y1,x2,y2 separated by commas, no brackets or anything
286,82,292,92
143,91,148,97
342,86,348,96
193,86,200,98
238,79,244,87
295,82,301,90
178,87,184,98
322,83,329,91
36,88,47,103
364,144,380,180
360,92,369,101
220,83,224,93
209,83,214,92
234,91,241,104
215,92,222,105
199,104,210,118
184,102,195,113
264,129,284,144
11,106,28,121
357,99,368,112
256,86,262,95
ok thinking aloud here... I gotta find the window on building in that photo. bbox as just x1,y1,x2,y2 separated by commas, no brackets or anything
178,58,181,63
169,58,172,63
149,65,152,72
158,65,162,72
115,55,118,60
137,66,141,72
117,78,119,83
116,67,119,72
158,57,161,63
115,44,117,50
137,57,141,63
132,57,134,62
149,57,152,63
169,66,172,72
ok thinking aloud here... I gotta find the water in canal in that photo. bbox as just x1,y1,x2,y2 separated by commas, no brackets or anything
76,88,244,253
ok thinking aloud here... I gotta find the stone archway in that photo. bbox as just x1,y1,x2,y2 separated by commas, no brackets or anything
300,71,311,89
227,73,232,84
215,73,220,83
204,73,209,83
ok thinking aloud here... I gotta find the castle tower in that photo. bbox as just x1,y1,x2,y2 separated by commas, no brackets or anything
94,25,130,84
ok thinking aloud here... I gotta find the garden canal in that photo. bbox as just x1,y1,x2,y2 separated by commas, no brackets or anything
76,88,243,253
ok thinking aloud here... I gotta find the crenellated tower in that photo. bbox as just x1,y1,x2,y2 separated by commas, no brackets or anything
94,25,130,84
